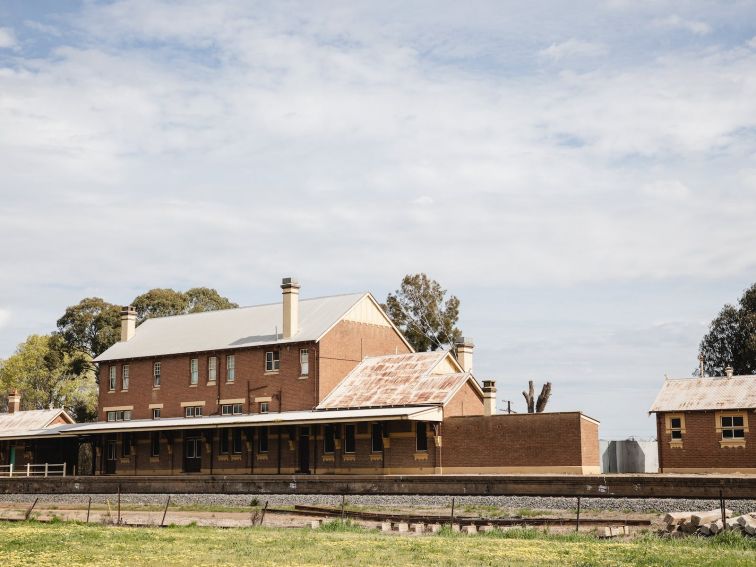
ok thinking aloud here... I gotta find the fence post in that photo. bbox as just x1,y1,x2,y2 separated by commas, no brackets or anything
26,463,30,477
575,496,581,533
44,463,49,478
9,463,13,477
63,462,67,477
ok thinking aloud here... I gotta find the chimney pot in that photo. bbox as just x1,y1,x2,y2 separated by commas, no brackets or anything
281,277,301,339
120,305,137,342
725,366,734,378
454,337,474,373
8,389,21,414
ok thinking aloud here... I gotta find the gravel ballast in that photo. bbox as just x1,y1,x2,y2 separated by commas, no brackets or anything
1,493,755,515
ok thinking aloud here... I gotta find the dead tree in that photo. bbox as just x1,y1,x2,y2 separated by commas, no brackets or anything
522,380,552,413
522,381,535,413
535,382,552,413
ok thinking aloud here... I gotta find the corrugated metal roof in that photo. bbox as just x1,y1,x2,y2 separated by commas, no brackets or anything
62,406,442,435
94,293,366,362
0,409,75,440
317,351,476,409
649,375,756,412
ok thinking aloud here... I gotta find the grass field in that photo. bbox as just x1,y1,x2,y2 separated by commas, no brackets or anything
2,520,755,566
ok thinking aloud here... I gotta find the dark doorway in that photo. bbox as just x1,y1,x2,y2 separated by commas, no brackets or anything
184,437,202,473
297,426,310,474
105,439,117,474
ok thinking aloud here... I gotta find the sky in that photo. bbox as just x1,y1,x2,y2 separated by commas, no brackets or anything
1,0,755,439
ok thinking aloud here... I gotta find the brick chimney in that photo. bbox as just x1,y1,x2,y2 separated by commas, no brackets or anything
8,389,21,414
725,365,734,378
281,277,301,339
482,380,496,416
120,306,137,342
455,337,474,373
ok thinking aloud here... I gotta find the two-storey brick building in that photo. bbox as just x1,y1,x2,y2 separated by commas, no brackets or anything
2,278,600,476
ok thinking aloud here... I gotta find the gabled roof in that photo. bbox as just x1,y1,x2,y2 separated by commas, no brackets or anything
0,408,76,440
649,375,756,413
317,351,482,410
94,293,367,362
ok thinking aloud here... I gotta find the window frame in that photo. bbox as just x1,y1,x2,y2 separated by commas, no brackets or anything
265,351,280,372
259,401,269,414
324,424,335,454
721,415,746,439
185,406,203,418
258,427,269,453
208,356,217,382
150,432,160,457
152,408,161,420
344,424,356,454
108,366,116,391
714,411,749,447
371,423,384,453
190,358,199,385
415,421,428,452
226,354,235,382
122,365,129,391
300,349,309,376
153,361,161,387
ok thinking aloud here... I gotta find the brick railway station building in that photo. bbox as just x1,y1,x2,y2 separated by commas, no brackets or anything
1,278,599,476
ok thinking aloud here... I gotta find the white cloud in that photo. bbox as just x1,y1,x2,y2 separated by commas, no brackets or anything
748,36,756,49
539,38,606,61
0,309,10,331
0,27,18,49
641,180,690,200
652,15,711,36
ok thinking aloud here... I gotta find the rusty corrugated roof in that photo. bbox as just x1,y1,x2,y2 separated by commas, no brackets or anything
317,351,474,409
0,408,75,439
649,375,756,412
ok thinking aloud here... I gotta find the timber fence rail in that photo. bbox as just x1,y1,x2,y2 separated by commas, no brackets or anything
0,463,66,478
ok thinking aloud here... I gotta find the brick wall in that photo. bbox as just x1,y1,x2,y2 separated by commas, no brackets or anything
443,381,484,417
441,412,599,474
317,320,411,400
98,342,321,420
657,410,756,473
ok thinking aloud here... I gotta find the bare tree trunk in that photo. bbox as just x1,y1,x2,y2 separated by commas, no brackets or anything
522,380,535,413
535,382,552,413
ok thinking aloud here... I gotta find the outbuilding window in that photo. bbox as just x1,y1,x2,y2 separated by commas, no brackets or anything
721,415,745,439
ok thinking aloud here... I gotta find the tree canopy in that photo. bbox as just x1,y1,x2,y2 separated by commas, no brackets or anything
698,283,756,376
0,334,97,421
384,273,462,352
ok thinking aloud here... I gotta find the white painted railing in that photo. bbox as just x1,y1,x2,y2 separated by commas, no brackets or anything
0,463,67,477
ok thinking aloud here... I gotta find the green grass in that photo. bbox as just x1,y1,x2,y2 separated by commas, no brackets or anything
1,520,754,566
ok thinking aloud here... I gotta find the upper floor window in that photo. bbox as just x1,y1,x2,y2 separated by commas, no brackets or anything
108,366,116,391
153,362,161,387
190,358,199,385
226,355,235,382
344,424,356,454
221,403,243,416
265,351,280,372
208,356,217,382
721,415,745,440
300,349,309,376
152,408,161,420
185,406,203,418
122,365,129,391
259,401,269,414
416,422,428,452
